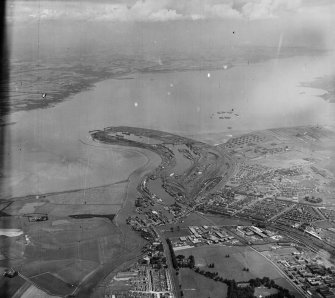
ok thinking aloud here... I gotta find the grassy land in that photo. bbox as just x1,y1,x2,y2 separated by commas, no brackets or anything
21,284,61,298
0,146,154,297
44,182,127,205
180,268,228,298
254,286,278,297
31,273,75,296
180,245,302,297
181,246,269,281
35,203,121,217
22,259,99,284
25,217,121,247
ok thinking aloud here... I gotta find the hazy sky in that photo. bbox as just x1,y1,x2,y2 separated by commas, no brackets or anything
6,0,335,59
7,0,335,22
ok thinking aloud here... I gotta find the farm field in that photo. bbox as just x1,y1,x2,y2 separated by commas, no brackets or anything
4,181,127,217
44,182,128,205
20,284,61,298
31,272,75,296
21,259,99,283
0,212,144,295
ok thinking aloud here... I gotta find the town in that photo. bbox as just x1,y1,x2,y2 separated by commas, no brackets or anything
89,126,335,298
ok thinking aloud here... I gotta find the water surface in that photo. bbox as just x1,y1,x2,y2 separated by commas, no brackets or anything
4,54,335,198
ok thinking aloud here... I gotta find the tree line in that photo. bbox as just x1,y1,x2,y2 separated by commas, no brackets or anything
166,238,294,297
192,268,295,298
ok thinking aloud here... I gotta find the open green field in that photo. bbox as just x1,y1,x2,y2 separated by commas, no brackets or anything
25,217,121,247
180,245,303,297
21,259,99,284
44,182,128,205
180,268,228,298
3,180,128,218
5,212,143,296
35,203,121,217
181,246,275,281
31,272,75,296
0,151,151,297
254,286,278,297
21,284,61,298
0,235,26,260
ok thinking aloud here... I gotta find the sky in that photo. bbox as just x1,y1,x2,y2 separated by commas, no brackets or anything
5,0,335,61
6,0,335,22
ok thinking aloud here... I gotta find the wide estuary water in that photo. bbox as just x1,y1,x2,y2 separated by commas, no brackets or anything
3,54,335,198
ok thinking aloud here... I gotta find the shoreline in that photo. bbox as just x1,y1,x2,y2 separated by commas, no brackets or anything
4,51,331,123
2,53,335,200
1,124,334,297
2,145,159,202
5,122,329,204
74,138,162,297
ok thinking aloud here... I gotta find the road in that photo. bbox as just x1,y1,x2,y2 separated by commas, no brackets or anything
192,211,308,297
248,247,308,298
155,228,181,298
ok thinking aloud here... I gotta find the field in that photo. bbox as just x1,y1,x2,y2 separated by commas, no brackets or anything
180,268,228,298
31,273,75,296
254,286,278,297
181,246,274,281
44,182,127,205
179,245,303,297
34,203,121,217
0,151,152,297
21,259,99,282
4,181,128,217
20,284,61,298
0,203,144,296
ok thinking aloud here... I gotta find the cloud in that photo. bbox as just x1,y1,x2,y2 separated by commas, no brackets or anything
7,0,184,22
6,0,326,23
241,0,301,19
